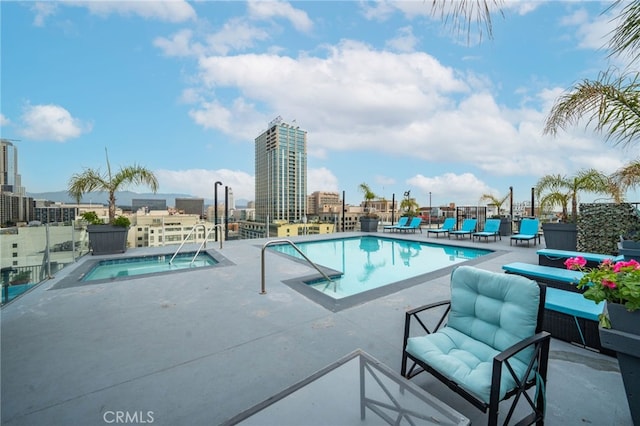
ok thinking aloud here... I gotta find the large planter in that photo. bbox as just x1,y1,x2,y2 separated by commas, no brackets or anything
599,303,640,426
618,242,640,262
499,217,512,236
542,222,577,251
87,225,128,255
359,217,380,232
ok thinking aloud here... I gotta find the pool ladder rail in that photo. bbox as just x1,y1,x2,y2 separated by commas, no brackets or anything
261,239,334,294
169,224,224,265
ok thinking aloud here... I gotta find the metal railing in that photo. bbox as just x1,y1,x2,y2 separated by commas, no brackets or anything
261,239,333,294
169,224,223,265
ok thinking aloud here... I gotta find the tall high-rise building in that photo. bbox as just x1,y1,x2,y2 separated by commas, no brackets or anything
1,139,32,225
254,117,307,223
1,139,24,195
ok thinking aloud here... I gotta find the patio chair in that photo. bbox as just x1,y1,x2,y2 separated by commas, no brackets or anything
448,218,477,239
473,218,502,242
397,217,423,233
426,217,456,238
511,218,541,246
382,216,409,232
401,266,550,426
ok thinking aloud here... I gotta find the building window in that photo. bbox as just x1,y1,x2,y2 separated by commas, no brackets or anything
12,243,17,248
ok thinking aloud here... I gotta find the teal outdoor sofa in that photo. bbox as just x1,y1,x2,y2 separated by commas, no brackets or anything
402,266,550,426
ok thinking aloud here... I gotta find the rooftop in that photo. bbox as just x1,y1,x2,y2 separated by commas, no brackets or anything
1,231,633,425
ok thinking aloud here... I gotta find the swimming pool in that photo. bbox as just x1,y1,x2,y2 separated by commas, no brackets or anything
81,252,218,282
268,236,494,309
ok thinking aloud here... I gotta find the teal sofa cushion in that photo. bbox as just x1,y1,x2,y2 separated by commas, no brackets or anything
405,266,540,404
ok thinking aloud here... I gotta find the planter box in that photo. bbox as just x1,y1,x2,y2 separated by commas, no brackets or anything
499,217,512,236
542,223,577,251
87,225,128,255
599,303,640,425
618,242,640,261
359,217,379,232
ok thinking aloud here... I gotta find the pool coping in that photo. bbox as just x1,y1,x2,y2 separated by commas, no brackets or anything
49,248,235,290
265,235,506,312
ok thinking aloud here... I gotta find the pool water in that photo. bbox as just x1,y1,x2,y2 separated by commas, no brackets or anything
81,252,218,282
269,236,491,299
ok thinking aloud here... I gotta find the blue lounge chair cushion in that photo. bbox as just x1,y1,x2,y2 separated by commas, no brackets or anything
473,219,501,240
397,217,422,232
544,287,603,321
502,262,583,284
537,248,622,264
427,217,456,234
449,219,477,238
383,217,408,231
405,266,540,404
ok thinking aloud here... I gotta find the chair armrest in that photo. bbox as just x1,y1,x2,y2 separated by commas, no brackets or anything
489,331,551,410
495,331,551,363
403,300,451,352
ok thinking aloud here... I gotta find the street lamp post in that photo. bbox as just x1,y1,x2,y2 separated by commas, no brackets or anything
214,181,223,241
429,191,432,228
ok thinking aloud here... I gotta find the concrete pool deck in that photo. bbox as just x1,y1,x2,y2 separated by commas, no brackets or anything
1,231,633,425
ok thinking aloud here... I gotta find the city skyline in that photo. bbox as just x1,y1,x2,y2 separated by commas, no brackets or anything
2,1,639,208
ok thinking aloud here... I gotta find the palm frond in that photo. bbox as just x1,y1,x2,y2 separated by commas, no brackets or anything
544,70,640,148
430,0,504,44
607,0,640,64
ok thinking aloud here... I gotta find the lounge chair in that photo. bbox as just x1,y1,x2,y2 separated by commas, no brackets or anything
472,218,501,242
382,216,408,233
448,218,477,239
426,217,456,238
396,216,422,233
510,218,540,246
402,265,551,426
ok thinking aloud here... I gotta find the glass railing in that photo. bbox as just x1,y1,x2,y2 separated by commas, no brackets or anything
1,222,90,306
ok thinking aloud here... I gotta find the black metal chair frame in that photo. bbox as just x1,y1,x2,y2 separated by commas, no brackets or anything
401,284,551,426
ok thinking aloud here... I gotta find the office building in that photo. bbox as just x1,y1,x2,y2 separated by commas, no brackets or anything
175,198,204,218
254,117,307,224
132,198,167,213
1,139,32,225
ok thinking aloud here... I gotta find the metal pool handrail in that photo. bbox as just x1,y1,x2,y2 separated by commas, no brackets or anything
189,224,224,264
170,223,223,265
261,239,333,294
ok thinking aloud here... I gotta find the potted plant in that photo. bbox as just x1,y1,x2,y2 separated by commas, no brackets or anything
358,183,379,232
566,256,640,425
535,169,613,251
69,149,158,255
479,192,511,236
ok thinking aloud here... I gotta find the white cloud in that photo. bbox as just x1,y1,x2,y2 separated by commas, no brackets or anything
205,18,271,55
19,104,91,142
154,29,204,57
407,173,494,206
308,167,339,193
385,26,419,53
36,0,196,24
247,0,313,32
0,113,10,126
155,169,255,201
31,2,58,26
71,0,196,23
183,39,629,183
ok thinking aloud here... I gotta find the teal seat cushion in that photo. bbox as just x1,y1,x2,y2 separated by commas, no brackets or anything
406,328,529,404
405,266,540,404
545,287,604,321
502,262,583,284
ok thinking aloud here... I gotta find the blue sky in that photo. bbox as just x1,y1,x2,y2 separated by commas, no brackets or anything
2,1,638,207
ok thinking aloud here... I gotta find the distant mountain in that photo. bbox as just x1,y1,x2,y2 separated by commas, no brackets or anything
27,190,250,208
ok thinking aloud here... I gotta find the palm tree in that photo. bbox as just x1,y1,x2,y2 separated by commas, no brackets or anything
479,192,510,216
544,1,640,149
612,159,640,193
400,197,420,216
68,149,159,224
535,169,613,222
358,183,377,216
